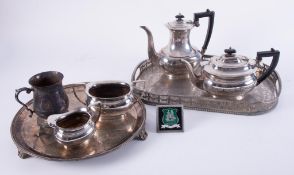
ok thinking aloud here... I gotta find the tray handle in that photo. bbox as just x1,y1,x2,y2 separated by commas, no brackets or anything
15,87,34,117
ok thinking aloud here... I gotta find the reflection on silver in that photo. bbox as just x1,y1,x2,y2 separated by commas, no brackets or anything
131,59,281,115
11,84,147,160
181,48,280,97
47,81,137,145
47,107,97,145
85,81,135,110
140,13,203,75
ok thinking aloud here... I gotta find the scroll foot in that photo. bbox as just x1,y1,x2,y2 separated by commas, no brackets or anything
18,150,31,159
135,127,148,141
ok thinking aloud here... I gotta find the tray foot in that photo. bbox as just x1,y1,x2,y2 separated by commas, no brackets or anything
18,150,31,159
135,127,148,141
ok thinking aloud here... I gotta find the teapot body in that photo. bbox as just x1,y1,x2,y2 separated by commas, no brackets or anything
202,67,258,97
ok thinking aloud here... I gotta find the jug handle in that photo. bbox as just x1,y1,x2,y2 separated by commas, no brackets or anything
256,48,280,85
194,9,215,57
87,102,102,124
15,87,34,117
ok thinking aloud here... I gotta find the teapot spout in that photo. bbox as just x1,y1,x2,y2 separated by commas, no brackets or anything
180,59,201,86
140,26,159,65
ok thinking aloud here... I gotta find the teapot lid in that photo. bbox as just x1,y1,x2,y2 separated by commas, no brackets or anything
203,47,256,79
166,13,194,30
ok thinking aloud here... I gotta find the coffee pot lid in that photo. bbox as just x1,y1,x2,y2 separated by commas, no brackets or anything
203,47,256,78
166,13,194,30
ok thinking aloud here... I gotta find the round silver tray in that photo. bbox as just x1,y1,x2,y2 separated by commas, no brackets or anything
11,83,147,161
131,60,282,115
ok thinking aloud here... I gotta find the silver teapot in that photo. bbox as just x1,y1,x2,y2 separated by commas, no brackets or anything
181,47,280,98
141,9,215,75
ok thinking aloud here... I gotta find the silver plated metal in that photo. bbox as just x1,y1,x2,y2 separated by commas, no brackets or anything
86,81,135,110
141,10,215,75
14,71,69,119
11,83,147,161
47,107,99,145
181,48,280,97
131,59,281,115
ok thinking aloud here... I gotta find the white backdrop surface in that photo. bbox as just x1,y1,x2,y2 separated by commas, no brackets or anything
0,0,294,175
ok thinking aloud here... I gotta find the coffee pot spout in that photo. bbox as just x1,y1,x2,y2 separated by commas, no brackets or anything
140,26,159,66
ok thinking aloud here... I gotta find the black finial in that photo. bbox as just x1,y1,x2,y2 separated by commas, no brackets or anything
224,47,236,55
175,13,185,21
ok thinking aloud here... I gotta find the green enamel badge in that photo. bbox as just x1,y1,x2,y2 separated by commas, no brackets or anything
157,105,184,132
162,108,179,128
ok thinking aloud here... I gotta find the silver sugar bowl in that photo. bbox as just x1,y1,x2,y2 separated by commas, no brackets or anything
85,81,135,110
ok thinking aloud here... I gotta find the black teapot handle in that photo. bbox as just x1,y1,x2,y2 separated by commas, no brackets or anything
256,48,280,85
194,9,215,56
15,87,34,117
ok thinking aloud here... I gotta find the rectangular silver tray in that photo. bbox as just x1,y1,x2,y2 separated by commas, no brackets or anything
131,60,281,115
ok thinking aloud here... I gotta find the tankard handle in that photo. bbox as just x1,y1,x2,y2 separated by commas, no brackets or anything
194,9,215,57
256,48,280,85
15,87,34,117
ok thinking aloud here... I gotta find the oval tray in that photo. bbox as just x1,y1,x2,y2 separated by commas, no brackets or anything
131,60,282,115
11,83,147,161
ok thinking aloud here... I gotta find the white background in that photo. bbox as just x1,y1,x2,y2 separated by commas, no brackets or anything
0,0,294,174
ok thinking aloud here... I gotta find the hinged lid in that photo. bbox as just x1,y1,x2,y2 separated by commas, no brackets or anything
203,47,256,78
166,13,194,30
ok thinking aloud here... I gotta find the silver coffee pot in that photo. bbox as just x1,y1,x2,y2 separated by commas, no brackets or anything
141,9,215,75
181,47,280,98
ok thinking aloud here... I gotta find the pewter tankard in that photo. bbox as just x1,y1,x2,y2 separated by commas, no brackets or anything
15,71,69,119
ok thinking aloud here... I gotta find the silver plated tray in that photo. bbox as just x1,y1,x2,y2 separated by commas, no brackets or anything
11,83,147,161
131,60,282,115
